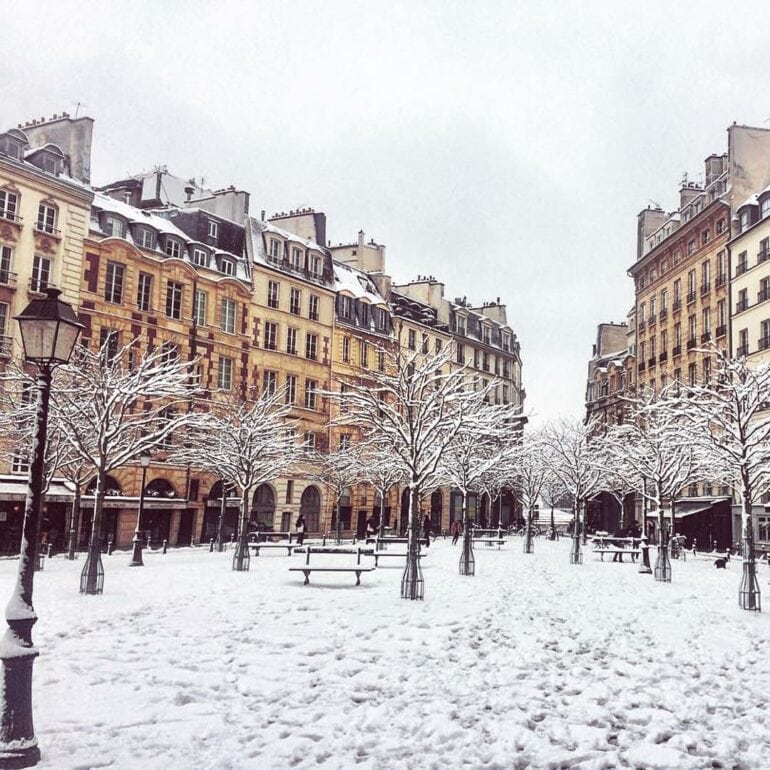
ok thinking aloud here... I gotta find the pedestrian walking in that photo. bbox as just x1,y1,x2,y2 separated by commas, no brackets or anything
295,513,306,546
450,519,461,545
422,513,431,548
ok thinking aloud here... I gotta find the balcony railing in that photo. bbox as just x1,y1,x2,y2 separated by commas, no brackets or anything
715,273,726,288
28,278,48,294
686,338,697,350
34,223,61,237
736,299,749,313
672,344,682,357
716,324,727,338
686,291,697,304
648,356,656,368
700,282,711,296
736,263,748,276
737,344,749,357
0,270,17,288
0,212,22,224
701,332,711,344
647,314,656,327
672,299,682,312
759,337,770,351
758,249,770,264
638,361,646,372
659,308,668,321
759,288,770,304
659,351,668,363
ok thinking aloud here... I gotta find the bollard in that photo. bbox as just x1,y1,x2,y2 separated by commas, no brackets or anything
209,538,215,552
47,543,53,558
107,540,114,555
162,539,168,554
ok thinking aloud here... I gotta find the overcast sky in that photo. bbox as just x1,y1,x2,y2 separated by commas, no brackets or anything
5,1,770,425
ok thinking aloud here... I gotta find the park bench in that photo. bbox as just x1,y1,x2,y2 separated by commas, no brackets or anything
251,530,294,544
592,547,640,562
289,546,376,585
472,537,506,549
374,535,410,551
250,542,296,556
591,536,640,563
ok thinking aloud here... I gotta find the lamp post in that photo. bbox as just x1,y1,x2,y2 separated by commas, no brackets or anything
129,454,151,567
0,287,82,768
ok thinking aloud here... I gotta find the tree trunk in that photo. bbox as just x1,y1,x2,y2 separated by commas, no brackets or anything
524,503,535,553
570,497,582,564
232,488,251,571
739,481,761,611
81,469,106,594
401,483,424,599
67,483,81,560
459,489,475,575
216,480,227,553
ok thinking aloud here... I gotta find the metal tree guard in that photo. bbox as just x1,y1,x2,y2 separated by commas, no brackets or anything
129,454,151,566
739,514,761,611
232,495,250,571
459,521,475,575
400,522,424,600
569,501,583,564
638,535,652,574
523,509,534,554
654,510,671,582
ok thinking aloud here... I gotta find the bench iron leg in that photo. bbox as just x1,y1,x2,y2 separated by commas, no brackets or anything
303,569,310,585
355,570,361,585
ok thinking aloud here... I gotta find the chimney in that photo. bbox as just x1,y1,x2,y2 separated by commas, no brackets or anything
358,230,365,249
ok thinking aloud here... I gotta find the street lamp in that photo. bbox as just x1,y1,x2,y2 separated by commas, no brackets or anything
0,287,82,768
129,454,151,567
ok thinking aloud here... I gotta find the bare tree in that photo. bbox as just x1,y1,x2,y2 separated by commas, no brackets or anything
54,339,201,593
172,387,301,570
330,345,491,600
307,443,366,544
510,431,550,554
441,401,516,574
680,352,770,610
355,441,406,540
542,418,603,564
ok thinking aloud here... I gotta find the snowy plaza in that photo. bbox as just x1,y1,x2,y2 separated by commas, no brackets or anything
9,537,770,769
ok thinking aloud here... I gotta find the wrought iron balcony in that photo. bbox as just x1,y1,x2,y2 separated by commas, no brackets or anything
672,344,682,357
715,324,727,338
686,338,697,350
686,291,697,305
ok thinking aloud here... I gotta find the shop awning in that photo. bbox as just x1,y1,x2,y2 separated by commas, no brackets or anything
0,476,74,503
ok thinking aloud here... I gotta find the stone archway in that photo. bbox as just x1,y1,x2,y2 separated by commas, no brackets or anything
300,485,321,532
430,490,443,531
252,484,276,529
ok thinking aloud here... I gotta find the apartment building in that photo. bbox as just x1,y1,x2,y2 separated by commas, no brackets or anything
584,321,630,427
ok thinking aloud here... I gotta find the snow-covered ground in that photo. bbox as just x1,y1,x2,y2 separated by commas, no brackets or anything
3,537,770,769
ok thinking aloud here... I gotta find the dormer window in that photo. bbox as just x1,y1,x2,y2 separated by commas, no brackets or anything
220,258,234,276
482,326,490,344
310,254,321,276
740,209,752,233
341,296,351,318
0,136,24,160
457,317,466,336
761,198,770,220
36,202,58,234
269,239,282,259
165,237,182,259
208,220,218,239
192,248,208,267
0,189,19,221
136,227,155,249
103,215,125,238
291,247,303,270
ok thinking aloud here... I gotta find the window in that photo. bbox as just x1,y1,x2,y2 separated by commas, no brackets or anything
408,329,416,350
286,327,298,355
737,288,748,313
192,248,208,267
104,215,125,238
285,374,297,404
687,269,696,295
305,333,318,360
701,260,710,286
688,315,697,340
375,307,387,331
737,251,748,275
31,255,50,292
310,254,321,275
137,228,155,249
702,229,711,245
738,328,749,357
217,357,233,390
286,480,294,504
688,363,697,387
456,344,465,364
639,303,646,324
282,287,300,317
762,199,770,220
378,350,385,371
267,280,280,309
159,341,179,365
650,296,656,317
717,299,726,328
308,294,321,321
342,336,350,362
421,333,429,354
360,304,369,327
0,189,18,220
716,218,726,234
341,296,352,319
193,289,207,326
264,321,278,350
660,288,668,312
263,370,278,397
165,281,183,319
11,450,29,474
339,433,351,450
0,245,12,285
483,326,490,344
360,341,369,368
291,247,303,270
673,279,681,302
37,202,57,233
104,262,125,304
137,272,152,312
220,259,234,276
650,336,656,358
165,238,182,258
99,328,120,363
220,298,236,333
661,329,668,353
740,210,751,233
687,239,696,255
435,338,442,354
267,239,281,259
702,308,711,335
717,250,726,280
304,431,317,450
304,379,318,410
0,302,8,345
208,220,218,238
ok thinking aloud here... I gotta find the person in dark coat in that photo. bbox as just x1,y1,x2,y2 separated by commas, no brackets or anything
295,514,306,546
422,513,432,548
450,519,461,545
